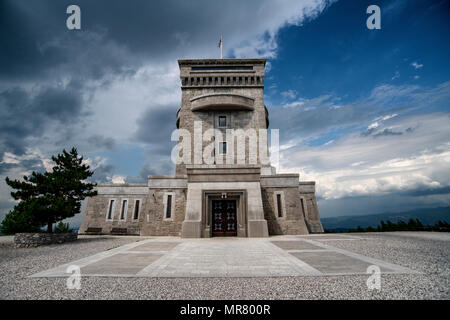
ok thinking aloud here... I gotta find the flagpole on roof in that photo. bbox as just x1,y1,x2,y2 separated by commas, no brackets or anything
219,34,223,59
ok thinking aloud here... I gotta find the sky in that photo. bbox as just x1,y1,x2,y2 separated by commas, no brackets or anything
0,0,449,227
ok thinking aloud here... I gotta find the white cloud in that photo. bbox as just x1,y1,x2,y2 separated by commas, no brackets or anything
280,90,297,99
279,112,450,200
110,175,126,184
391,70,400,80
285,100,306,108
379,114,398,121
1,148,53,171
411,61,424,69
1,152,21,164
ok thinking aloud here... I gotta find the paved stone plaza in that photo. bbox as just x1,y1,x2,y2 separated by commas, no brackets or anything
31,234,416,278
1,232,448,299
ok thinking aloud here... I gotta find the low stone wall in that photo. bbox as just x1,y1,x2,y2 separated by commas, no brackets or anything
14,232,78,248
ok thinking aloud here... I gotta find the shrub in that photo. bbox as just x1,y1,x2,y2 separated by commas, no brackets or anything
54,222,73,233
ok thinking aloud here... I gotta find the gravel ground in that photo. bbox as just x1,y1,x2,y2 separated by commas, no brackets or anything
0,232,448,300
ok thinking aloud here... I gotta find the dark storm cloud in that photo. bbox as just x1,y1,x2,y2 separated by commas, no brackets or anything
0,1,63,79
0,199,15,222
129,105,178,183
0,82,84,159
87,134,116,151
0,158,45,176
125,160,174,183
35,86,83,121
0,0,333,168
373,128,403,137
402,186,450,197
0,1,138,80
361,127,404,137
138,159,174,179
361,126,415,138
89,163,115,183
360,127,377,137
134,106,178,152
318,189,450,218
1,0,331,81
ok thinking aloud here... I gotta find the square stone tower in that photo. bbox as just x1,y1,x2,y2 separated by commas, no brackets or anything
176,59,272,237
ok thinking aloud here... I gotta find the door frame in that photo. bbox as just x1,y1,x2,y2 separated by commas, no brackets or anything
201,190,248,238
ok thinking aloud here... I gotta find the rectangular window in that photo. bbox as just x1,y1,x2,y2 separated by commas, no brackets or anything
218,116,227,127
107,200,115,220
276,194,282,218
219,142,227,154
120,200,127,220
166,195,172,219
133,200,140,220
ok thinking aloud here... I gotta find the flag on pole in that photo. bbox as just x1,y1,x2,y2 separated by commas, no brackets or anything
218,35,223,59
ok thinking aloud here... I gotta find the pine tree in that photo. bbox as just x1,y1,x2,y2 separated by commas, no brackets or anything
386,220,394,231
397,220,407,231
2,148,97,233
415,218,424,229
407,218,417,231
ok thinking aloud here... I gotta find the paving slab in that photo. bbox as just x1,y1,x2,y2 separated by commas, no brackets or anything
130,241,181,251
271,240,322,250
81,253,163,275
290,251,394,274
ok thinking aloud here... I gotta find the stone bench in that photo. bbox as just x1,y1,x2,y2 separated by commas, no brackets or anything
111,228,128,235
84,227,103,234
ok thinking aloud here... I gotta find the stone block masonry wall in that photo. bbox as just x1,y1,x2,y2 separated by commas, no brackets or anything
14,233,77,248
81,184,186,237
80,184,149,235
261,186,309,235
175,87,269,176
299,182,324,233
81,194,146,235
141,188,186,236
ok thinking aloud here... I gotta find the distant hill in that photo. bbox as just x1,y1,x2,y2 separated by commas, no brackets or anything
321,206,450,232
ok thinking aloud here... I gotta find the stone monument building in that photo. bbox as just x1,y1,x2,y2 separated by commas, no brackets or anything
80,58,323,237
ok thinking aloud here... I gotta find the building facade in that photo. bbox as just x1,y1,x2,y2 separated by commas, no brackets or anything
80,58,323,237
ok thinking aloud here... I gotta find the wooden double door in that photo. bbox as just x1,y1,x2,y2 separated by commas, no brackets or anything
211,200,237,237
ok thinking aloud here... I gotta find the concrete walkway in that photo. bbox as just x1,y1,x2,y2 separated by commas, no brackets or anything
31,234,418,278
